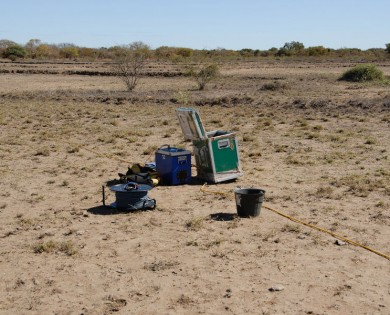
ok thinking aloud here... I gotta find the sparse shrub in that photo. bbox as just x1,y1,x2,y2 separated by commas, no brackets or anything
35,147,50,156
314,186,334,198
375,201,385,208
61,180,69,187
260,81,287,91
310,98,329,108
205,238,224,248
113,41,151,91
281,223,301,233
256,117,273,130
338,175,386,197
297,119,309,128
339,64,384,82
33,240,77,256
285,154,302,165
33,240,57,253
177,294,194,305
186,240,199,246
185,217,204,231
57,240,78,256
66,145,80,153
97,135,116,143
248,150,262,158
59,46,79,59
176,47,193,58
242,134,255,142
312,124,324,131
144,260,178,271
188,64,219,90
364,137,378,145
305,46,330,56
172,90,191,106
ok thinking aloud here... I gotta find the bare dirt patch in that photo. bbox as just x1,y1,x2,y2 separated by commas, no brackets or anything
0,60,389,314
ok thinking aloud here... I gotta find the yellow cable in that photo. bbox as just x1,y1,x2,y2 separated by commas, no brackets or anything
64,141,134,164
81,146,134,164
200,184,390,261
58,141,390,261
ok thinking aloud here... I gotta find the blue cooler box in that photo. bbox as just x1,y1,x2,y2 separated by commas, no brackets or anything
155,146,192,185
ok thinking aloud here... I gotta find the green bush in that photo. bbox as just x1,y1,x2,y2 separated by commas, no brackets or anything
60,46,79,59
305,46,330,56
3,45,26,60
339,64,384,82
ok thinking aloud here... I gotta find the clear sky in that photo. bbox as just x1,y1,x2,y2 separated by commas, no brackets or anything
1,0,389,50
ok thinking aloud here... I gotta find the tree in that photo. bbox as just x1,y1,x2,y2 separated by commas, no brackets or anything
59,45,79,59
385,43,390,54
277,41,305,56
188,64,219,90
78,47,97,59
176,48,193,58
0,39,17,49
113,41,151,91
240,48,254,57
3,45,27,61
25,39,41,58
0,39,17,56
155,46,175,59
283,41,305,51
36,44,59,59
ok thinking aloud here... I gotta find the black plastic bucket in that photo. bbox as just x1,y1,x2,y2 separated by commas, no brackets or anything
234,188,265,217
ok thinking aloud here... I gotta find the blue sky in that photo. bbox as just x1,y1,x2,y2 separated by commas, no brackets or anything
1,0,389,50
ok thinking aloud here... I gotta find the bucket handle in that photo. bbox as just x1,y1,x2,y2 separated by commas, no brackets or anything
158,144,170,150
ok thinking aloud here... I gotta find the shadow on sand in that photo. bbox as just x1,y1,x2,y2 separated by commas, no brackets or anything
87,205,153,216
209,212,237,221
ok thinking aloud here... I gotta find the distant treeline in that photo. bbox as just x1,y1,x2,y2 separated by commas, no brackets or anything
1,39,390,62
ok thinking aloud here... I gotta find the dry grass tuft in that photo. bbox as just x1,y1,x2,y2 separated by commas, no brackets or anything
33,240,78,256
185,217,205,231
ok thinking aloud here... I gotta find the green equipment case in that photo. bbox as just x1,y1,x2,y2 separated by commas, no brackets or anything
176,108,243,183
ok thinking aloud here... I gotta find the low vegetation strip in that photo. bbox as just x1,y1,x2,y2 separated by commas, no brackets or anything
0,68,185,77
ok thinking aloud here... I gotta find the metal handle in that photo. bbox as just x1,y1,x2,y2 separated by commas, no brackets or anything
159,144,170,150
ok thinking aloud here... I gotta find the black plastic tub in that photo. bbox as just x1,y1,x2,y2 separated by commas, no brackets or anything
234,188,265,217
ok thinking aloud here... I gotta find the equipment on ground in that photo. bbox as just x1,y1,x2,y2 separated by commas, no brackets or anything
105,182,156,210
176,108,242,183
155,145,192,185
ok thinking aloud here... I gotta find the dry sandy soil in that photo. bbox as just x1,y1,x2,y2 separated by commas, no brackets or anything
0,59,389,315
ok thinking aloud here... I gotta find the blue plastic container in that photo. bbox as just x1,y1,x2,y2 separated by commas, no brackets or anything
155,145,192,185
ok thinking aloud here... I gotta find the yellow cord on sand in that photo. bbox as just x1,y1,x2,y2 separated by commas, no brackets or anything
60,142,389,261
200,183,390,261
81,146,133,164
64,141,134,164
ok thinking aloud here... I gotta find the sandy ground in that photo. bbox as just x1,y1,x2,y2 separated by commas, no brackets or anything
0,60,389,314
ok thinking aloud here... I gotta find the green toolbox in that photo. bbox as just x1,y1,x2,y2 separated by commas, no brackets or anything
176,108,243,183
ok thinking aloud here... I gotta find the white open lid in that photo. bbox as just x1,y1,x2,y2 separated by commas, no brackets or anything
176,108,207,141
